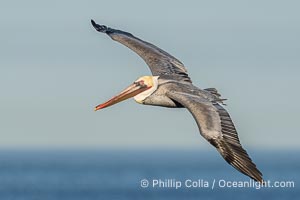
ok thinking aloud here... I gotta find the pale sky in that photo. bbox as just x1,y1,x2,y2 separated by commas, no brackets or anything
1,0,299,149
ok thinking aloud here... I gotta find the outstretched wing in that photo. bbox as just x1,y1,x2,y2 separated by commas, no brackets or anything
91,20,191,82
167,91,263,183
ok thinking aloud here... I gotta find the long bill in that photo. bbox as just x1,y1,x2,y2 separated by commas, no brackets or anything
94,82,150,111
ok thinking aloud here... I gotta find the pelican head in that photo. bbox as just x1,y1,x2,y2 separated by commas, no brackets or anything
94,76,159,111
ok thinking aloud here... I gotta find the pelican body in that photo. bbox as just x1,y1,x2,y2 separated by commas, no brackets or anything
91,20,263,183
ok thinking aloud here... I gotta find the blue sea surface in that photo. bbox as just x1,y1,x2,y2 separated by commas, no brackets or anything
0,150,298,200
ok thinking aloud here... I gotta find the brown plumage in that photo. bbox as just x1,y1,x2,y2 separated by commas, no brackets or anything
91,20,263,183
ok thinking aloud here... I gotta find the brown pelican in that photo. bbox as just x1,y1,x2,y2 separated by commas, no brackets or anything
91,20,263,183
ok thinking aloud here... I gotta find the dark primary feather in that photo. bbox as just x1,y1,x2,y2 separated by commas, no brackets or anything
91,19,191,82
167,91,263,183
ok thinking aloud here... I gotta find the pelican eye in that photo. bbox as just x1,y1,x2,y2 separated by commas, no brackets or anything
134,80,146,87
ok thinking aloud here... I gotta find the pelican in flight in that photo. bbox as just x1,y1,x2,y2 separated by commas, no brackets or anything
91,20,263,182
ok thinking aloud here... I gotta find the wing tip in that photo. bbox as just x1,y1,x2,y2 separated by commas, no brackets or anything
232,155,264,183
91,19,109,33
213,139,264,183
245,165,264,183
227,152,264,183
91,19,96,26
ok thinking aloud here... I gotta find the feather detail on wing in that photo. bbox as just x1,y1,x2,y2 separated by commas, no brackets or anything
167,91,263,183
91,20,191,82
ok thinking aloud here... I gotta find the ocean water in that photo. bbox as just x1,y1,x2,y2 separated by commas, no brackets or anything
0,150,298,200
